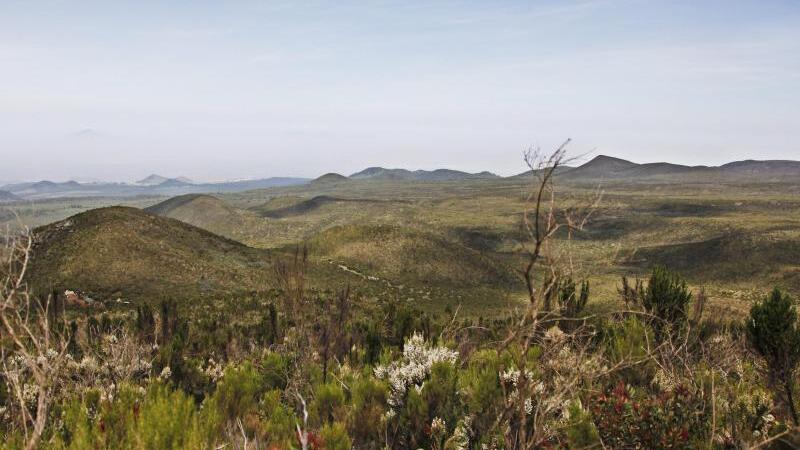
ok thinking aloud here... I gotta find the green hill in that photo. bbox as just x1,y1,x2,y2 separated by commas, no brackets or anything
28,206,274,303
144,194,254,239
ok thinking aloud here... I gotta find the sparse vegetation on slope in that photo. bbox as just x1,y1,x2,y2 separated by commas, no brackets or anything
28,206,274,303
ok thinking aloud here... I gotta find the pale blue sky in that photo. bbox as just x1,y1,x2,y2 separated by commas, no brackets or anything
1,0,799,182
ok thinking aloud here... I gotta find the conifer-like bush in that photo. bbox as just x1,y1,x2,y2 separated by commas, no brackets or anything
642,266,692,340
747,288,800,425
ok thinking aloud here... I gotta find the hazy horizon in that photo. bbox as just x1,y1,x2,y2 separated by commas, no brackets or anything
3,0,799,182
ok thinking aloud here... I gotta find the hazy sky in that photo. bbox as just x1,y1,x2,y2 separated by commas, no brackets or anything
2,0,799,182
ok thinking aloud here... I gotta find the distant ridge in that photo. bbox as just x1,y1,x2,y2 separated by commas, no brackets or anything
349,167,499,181
548,155,800,181
1,177,310,200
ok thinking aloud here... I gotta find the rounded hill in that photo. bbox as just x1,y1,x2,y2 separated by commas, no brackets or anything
144,194,254,239
28,206,273,303
311,173,350,185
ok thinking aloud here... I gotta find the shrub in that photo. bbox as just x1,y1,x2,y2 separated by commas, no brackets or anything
311,382,346,426
262,351,291,391
52,383,219,449
642,266,692,340
747,288,800,425
349,375,388,447
211,362,265,423
590,382,710,449
565,399,600,448
601,317,655,386
320,422,352,450
260,390,297,448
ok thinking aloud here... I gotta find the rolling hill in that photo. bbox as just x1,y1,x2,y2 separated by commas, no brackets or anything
144,194,264,242
305,224,520,289
28,206,275,303
254,195,391,219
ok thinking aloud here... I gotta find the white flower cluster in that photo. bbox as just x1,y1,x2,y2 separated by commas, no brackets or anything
373,332,458,409
198,357,225,382
159,366,172,380
22,383,39,407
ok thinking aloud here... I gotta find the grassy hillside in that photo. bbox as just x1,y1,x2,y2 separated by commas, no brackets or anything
306,224,519,288
144,194,260,240
28,206,275,303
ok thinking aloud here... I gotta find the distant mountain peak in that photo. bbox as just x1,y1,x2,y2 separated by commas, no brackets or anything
137,174,169,186
136,174,194,186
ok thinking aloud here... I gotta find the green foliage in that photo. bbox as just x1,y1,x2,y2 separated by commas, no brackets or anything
132,384,219,449
747,288,800,424
565,400,600,448
260,390,297,448
52,383,219,450
311,383,346,425
642,266,692,340
602,317,655,386
211,362,265,423
349,374,388,446
458,349,510,445
320,422,352,450
261,351,291,391
554,277,590,331
422,362,462,429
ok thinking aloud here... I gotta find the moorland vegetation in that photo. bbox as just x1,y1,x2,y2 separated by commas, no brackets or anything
1,147,800,449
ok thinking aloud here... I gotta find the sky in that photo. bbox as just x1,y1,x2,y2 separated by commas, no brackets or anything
1,0,799,182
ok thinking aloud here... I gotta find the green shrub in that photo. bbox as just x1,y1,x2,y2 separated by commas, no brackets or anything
565,399,600,448
321,422,352,450
311,382,346,425
260,390,297,448
349,375,388,446
51,383,219,450
262,351,291,391
642,266,692,340
747,288,800,425
211,362,265,423
602,317,655,386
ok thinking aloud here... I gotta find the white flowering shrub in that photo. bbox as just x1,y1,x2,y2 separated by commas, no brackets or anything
373,332,458,410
